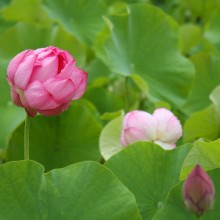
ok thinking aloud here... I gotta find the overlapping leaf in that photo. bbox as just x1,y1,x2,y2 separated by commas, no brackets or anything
105,142,192,219
43,0,108,45
7,100,102,171
96,4,194,107
180,139,220,180
183,86,220,142
0,160,142,220
0,105,25,150
183,53,220,114
1,0,50,24
99,115,124,160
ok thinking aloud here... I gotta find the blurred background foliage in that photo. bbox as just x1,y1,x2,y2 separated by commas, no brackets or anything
1,0,220,219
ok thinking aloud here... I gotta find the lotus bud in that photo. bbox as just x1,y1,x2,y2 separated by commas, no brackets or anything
7,46,88,117
120,108,182,149
182,164,215,216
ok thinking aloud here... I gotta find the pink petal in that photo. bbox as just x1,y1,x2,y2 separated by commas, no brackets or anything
57,61,76,79
120,131,127,146
55,48,75,62
30,55,58,83
121,127,148,146
57,53,67,73
13,87,37,117
56,50,73,73
14,54,37,89
10,86,23,107
153,108,182,143
70,67,88,99
43,78,75,103
7,50,32,84
24,81,59,110
62,50,75,63
37,103,70,116
154,140,176,150
34,47,52,58
34,47,47,54
122,110,157,141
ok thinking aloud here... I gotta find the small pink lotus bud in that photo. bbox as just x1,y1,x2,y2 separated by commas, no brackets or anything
120,108,182,149
7,46,87,117
182,165,215,216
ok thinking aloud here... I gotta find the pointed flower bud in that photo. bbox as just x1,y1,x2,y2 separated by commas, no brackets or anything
7,46,88,117
182,164,215,216
120,108,182,150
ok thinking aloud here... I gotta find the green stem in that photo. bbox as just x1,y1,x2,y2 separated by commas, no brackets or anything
124,76,129,112
24,115,31,160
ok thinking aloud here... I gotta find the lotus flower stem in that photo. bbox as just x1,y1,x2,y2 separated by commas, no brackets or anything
124,76,129,112
24,115,31,160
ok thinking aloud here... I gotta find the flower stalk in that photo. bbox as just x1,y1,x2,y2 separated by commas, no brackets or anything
24,115,31,160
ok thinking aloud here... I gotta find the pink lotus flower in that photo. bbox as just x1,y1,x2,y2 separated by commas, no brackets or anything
120,108,182,149
182,165,215,216
7,46,87,117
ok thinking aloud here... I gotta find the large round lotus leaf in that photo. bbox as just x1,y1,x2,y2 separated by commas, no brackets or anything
0,22,86,66
179,23,202,55
105,142,192,219
97,4,194,107
183,105,220,142
85,58,110,84
84,87,124,114
99,115,124,160
0,59,10,106
43,0,108,45
0,160,142,220
7,100,102,171
183,84,220,142
0,105,25,149
183,53,220,114
2,0,50,24
154,168,220,220
180,139,220,180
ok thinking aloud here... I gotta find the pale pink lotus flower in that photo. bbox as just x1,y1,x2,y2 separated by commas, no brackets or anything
182,164,215,216
120,108,182,150
7,46,87,117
